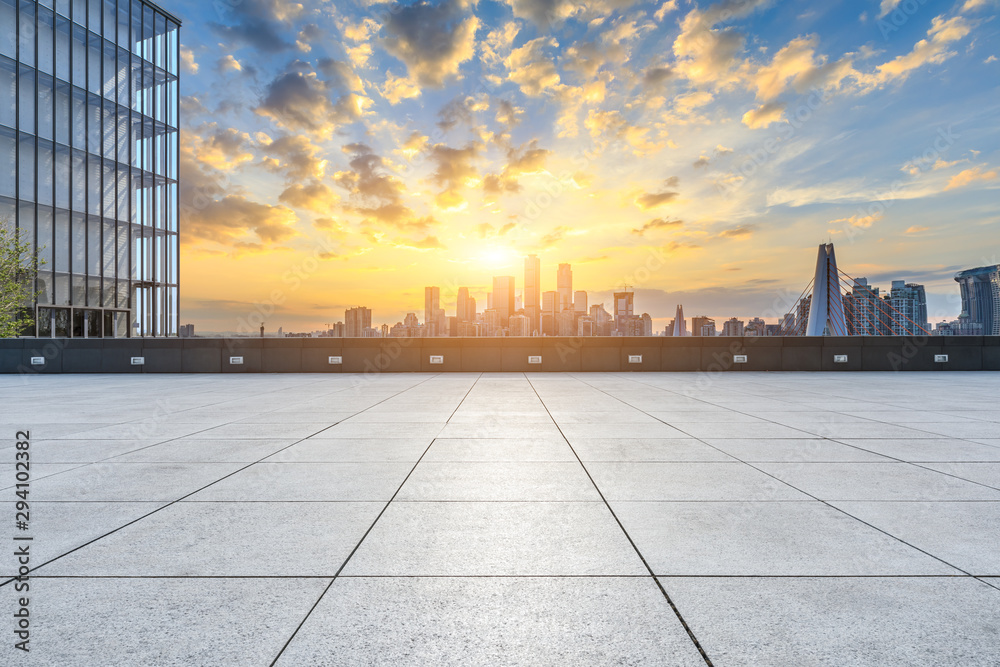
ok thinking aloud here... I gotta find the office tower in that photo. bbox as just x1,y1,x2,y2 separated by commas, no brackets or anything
590,304,612,336
577,316,595,336
345,306,371,337
722,317,745,336
691,316,715,337
179,323,194,337
955,265,1000,335
557,263,572,312
845,278,889,335
7,0,181,337
492,276,514,321
574,290,587,313
805,243,848,336
541,290,558,335
613,291,633,331
424,286,439,334
885,280,928,335
524,254,540,332
641,313,652,336
482,308,501,336
467,296,476,321
670,304,687,337
556,310,576,335
456,287,471,322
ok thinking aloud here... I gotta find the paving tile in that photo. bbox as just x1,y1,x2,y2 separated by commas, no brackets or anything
276,577,706,667
831,501,1000,575
918,463,1000,489
22,439,171,464
25,462,244,501
108,438,297,463
1,577,328,666
195,422,335,439
558,422,690,440
397,461,600,501
421,438,576,461
702,438,889,462
265,438,433,462
0,501,167,567
587,462,809,501
659,576,1000,667
342,502,646,576
189,462,413,501
832,439,1000,462
41,502,382,576
756,462,1000,501
613,501,956,575
569,438,734,462
667,422,812,439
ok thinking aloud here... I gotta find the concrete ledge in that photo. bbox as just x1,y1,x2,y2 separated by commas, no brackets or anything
1,337,997,373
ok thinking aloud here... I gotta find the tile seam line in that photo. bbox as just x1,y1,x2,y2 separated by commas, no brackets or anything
574,373,984,582
524,373,716,667
267,372,482,667
0,374,443,588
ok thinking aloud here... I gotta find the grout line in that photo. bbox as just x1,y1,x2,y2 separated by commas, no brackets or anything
267,372,482,666
524,374,716,667
0,374,444,589
574,374,992,586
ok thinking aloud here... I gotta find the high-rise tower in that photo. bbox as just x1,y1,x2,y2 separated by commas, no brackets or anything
524,254,540,333
557,264,572,312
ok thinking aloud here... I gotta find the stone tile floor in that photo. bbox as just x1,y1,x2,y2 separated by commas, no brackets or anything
1,372,999,666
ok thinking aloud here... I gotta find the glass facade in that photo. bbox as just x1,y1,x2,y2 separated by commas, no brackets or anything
1,0,179,337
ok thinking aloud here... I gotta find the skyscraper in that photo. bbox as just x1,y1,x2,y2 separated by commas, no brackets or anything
524,254,540,333
456,286,471,322
613,291,633,323
345,306,371,337
8,0,181,337
424,286,439,331
492,276,515,321
574,290,587,313
954,265,1000,336
557,263,572,312
541,290,557,335
886,281,928,335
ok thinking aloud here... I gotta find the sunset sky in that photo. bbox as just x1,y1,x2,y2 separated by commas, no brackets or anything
172,0,999,333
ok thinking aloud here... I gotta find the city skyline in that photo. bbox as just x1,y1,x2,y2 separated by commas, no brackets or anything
170,0,998,333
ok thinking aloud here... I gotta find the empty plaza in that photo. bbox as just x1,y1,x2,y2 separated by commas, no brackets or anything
2,371,999,665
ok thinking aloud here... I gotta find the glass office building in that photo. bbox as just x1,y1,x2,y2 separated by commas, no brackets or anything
0,0,179,337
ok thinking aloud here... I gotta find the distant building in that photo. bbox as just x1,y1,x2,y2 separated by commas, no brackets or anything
590,304,612,336
509,314,531,337
493,276,515,321
541,291,558,335
577,316,596,336
556,310,577,336
745,318,766,336
574,290,588,313
886,281,928,335
345,307,371,337
613,292,634,332
424,287,441,336
722,317,745,336
524,255,541,333
557,264,573,312
483,308,502,336
955,265,1000,336
179,324,195,338
457,287,472,322
691,316,715,337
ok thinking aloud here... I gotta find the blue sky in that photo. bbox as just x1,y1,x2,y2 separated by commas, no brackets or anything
167,0,999,331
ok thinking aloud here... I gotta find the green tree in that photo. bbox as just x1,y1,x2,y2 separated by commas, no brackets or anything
0,217,43,338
